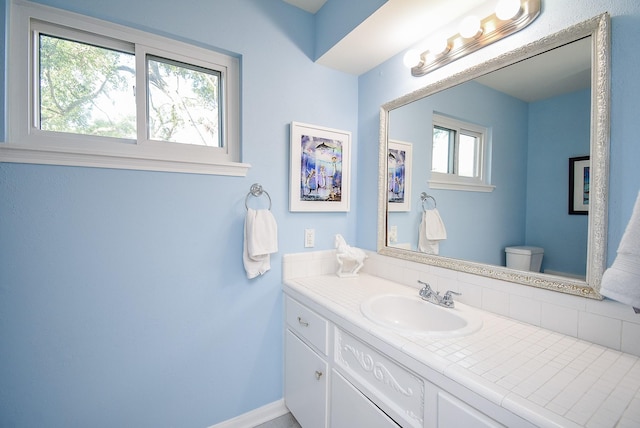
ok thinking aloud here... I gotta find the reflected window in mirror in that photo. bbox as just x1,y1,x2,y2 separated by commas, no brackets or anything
430,114,493,192
378,13,610,299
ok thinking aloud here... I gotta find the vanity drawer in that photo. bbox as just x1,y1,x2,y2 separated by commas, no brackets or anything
285,296,328,355
334,327,424,428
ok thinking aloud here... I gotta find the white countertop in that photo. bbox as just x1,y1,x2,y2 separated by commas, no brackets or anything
283,273,640,428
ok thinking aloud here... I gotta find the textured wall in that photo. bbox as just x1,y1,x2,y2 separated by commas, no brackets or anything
0,0,358,426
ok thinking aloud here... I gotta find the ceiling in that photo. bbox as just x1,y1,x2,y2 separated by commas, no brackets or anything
283,0,487,75
281,1,591,103
282,0,327,14
474,36,592,102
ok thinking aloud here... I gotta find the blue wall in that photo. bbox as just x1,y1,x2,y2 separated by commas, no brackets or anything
315,0,386,60
387,83,590,272
388,81,529,265
3,0,640,427
356,1,640,275
526,89,591,276
0,0,358,426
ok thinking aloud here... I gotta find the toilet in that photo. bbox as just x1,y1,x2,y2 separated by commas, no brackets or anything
505,246,544,272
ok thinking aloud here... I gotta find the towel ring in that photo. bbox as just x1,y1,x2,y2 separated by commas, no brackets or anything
420,192,437,210
245,183,272,210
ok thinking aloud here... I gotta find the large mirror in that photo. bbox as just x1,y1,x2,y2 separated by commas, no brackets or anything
378,14,610,299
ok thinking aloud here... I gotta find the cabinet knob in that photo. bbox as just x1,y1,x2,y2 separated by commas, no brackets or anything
315,370,323,380
297,316,309,327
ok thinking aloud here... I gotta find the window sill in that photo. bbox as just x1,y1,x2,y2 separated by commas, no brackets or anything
0,143,251,176
428,177,495,192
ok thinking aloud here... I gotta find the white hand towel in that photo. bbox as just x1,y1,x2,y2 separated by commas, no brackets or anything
418,233,440,254
601,191,640,309
424,208,447,240
243,208,278,279
247,208,278,257
418,209,446,255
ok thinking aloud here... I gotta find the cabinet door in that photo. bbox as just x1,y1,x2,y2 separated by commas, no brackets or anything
331,371,400,428
285,330,328,428
438,391,504,428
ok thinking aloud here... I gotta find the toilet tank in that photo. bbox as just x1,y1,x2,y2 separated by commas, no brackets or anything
505,246,544,272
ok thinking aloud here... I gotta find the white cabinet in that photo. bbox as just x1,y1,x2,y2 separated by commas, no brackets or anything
285,330,328,428
285,296,328,354
330,370,400,428
284,293,527,428
437,391,504,428
333,327,424,428
284,296,401,428
285,296,329,428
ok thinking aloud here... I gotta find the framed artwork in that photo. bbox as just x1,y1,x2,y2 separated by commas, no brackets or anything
289,122,351,212
569,156,590,215
387,140,412,212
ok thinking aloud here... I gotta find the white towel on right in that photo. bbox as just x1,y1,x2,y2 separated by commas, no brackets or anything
601,191,640,309
418,209,447,254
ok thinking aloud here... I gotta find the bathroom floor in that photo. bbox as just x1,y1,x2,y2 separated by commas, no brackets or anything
254,412,301,428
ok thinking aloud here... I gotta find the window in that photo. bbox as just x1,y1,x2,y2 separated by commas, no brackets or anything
38,32,137,139
146,56,222,147
3,1,247,176
430,113,494,192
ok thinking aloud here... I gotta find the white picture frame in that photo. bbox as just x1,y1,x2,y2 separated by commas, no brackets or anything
387,140,412,212
289,122,351,212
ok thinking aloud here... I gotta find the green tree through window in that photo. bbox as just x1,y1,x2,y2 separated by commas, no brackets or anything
39,36,222,147
147,57,222,147
7,1,244,175
39,34,136,138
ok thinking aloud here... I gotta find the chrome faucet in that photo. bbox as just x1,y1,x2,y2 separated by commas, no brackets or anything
418,280,437,301
418,280,461,308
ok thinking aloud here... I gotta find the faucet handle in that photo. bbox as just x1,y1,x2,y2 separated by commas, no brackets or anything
417,280,433,297
418,280,432,289
441,290,462,307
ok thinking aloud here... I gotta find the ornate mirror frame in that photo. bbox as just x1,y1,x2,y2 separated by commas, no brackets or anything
377,14,610,299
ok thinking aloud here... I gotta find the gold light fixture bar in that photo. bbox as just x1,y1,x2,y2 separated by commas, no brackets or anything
411,0,541,77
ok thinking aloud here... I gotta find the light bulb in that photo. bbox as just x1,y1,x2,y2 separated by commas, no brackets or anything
496,0,521,20
428,35,449,56
403,49,421,68
459,15,482,39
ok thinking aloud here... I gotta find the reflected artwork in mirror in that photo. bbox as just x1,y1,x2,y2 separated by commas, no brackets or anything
378,14,610,299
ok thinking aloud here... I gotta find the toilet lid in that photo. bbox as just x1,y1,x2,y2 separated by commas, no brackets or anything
505,246,544,255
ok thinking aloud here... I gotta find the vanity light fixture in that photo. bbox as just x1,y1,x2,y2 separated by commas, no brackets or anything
459,15,482,39
408,0,541,76
496,0,523,20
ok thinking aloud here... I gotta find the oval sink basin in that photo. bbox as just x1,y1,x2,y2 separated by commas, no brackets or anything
361,294,482,338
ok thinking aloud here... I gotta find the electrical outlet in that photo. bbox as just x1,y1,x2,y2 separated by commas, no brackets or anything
304,229,315,248
389,225,398,243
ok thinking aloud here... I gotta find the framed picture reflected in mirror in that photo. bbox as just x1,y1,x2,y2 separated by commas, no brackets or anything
569,155,590,215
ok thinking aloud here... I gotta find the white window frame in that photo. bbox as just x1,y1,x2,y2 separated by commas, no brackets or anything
429,113,494,192
2,0,249,176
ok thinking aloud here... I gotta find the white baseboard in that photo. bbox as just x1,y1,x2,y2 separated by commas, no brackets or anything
208,399,289,428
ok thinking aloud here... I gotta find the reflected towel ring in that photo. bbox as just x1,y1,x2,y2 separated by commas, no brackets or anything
245,183,272,210
420,192,437,210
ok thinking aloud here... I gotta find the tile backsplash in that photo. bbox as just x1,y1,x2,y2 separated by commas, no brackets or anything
282,249,640,358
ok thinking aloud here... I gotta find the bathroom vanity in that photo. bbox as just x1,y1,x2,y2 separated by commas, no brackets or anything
283,271,640,427
282,11,628,428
